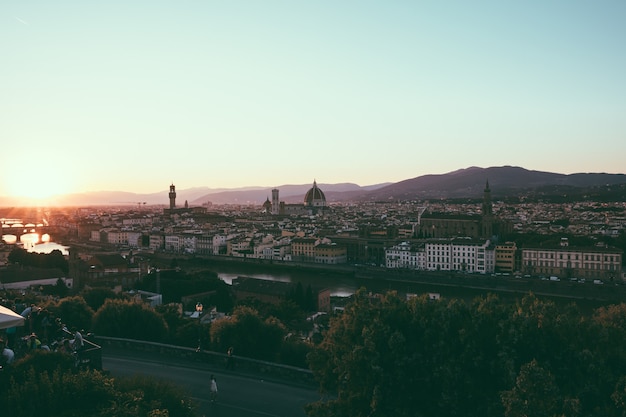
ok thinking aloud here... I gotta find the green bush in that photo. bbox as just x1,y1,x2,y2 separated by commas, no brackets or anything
92,299,169,342
0,351,196,417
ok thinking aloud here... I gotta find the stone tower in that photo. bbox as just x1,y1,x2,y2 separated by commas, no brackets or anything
481,180,493,238
169,183,176,209
271,188,280,215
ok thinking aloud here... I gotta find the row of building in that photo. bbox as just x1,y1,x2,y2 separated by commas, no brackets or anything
386,237,622,281
87,221,623,282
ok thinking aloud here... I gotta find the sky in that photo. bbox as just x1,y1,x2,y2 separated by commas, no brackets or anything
2,1,625,201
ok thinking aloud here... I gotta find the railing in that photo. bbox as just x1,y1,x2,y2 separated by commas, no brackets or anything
61,329,102,371
95,336,315,386
78,337,102,370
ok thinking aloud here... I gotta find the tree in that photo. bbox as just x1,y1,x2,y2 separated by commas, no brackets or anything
46,249,69,274
307,289,423,417
44,295,95,333
210,306,285,361
92,299,169,342
306,287,626,417
0,350,195,417
6,247,68,274
501,359,561,417
7,247,27,265
81,287,124,312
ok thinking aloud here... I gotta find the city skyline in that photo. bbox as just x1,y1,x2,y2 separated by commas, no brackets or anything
2,1,625,202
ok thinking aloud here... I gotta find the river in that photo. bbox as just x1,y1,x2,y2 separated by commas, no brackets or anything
216,269,360,297
1,231,69,255
208,261,447,299
209,262,622,311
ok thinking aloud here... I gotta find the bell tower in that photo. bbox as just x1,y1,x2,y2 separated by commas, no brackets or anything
481,180,493,238
271,188,279,215
169,183,176,209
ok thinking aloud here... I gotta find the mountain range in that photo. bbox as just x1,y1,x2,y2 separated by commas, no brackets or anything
3,166,626,207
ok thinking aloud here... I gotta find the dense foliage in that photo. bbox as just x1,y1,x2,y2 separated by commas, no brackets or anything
80,287,125,312
210,305,286,361
43,295,95,332
0,351,195,417
7,247,69,274
92,299,169,342
306,289,626,417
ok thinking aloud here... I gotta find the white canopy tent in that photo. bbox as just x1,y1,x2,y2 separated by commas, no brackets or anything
0,305,25,330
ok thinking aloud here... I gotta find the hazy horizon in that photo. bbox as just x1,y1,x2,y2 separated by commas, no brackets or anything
3,2,625,201
3,164,626,209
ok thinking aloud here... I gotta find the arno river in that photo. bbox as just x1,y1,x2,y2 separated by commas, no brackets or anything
201,258,626,310
203,259,497,301
214,265,361,298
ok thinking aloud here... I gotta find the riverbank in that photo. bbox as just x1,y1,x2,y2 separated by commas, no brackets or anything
148,254,626,313
165,254,358,277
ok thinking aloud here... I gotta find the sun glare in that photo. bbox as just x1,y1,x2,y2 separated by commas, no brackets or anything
3,161,74,201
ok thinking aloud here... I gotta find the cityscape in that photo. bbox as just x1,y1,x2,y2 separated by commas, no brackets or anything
1,173,625,292
2,173,626,416
2,1,626,415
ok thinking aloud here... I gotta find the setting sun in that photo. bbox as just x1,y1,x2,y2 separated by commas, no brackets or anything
2,159,75,201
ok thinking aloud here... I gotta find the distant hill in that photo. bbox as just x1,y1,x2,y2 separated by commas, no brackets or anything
357,166,626,201
2,166,625,207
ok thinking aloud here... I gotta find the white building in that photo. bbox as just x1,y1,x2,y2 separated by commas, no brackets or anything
212,234,227,255
386,242,421,270
425,238,492,274
181,232,200,254
165,234,181,252
126,231,142,248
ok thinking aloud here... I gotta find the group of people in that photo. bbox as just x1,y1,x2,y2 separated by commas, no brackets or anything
1,300,87,367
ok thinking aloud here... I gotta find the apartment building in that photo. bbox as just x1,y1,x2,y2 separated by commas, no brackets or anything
314,243,347,264
106,229,128,246
196,234,213,255
164,234,181,252
495,242,517,273
291,237,319,262
384,238,493,273
521,243,622,280
386,241,421,269
149,233,164,251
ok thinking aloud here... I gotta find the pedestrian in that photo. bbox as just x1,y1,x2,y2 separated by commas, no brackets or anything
71,327,84,352
0,338,15,366
210,374,218,403
226,346,235,370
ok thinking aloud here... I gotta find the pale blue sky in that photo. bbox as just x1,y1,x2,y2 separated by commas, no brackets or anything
2,1,625,200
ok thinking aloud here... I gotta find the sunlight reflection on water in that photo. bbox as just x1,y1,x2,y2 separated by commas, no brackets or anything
1,232,67,255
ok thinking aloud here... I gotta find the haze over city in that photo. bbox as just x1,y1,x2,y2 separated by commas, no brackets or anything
2,1,625,202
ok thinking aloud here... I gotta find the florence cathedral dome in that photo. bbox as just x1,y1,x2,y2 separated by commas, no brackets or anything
303,180,326,207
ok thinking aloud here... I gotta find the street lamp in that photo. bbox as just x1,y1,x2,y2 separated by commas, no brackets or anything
195,302,203,352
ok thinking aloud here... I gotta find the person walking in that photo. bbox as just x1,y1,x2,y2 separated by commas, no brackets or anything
226,346,235,370
209,374,218,403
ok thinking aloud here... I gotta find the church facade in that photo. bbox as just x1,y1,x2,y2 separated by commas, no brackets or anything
265,180,328,216
418,181,511,240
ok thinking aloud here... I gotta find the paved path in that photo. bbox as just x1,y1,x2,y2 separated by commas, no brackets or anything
102,351,323,417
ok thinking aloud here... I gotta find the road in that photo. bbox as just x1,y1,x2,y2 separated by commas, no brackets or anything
102,352,323,417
